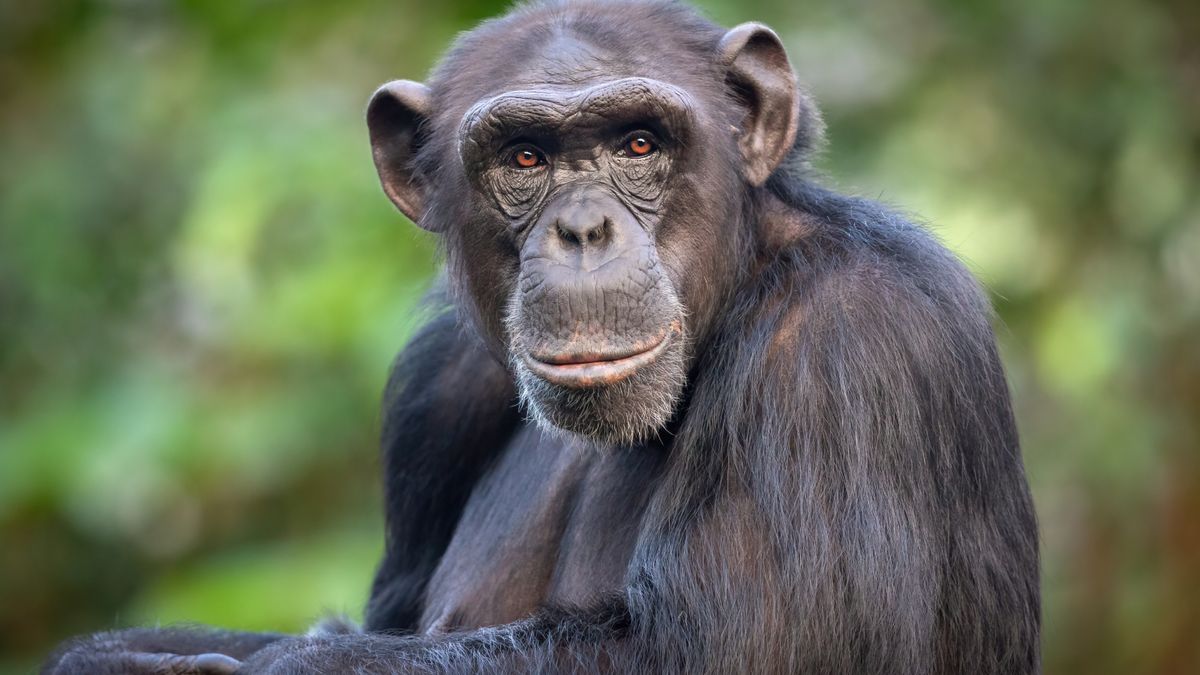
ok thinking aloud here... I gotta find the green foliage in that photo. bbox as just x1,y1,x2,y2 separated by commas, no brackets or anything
1,1,1197,673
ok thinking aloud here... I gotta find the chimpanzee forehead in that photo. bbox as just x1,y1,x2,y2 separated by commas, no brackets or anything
472,29,700,96
514,33,632,88
430,4,727,122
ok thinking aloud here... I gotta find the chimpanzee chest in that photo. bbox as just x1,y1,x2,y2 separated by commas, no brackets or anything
418,423,665,633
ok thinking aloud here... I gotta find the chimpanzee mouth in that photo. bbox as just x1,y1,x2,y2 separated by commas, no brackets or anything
522,322,682,389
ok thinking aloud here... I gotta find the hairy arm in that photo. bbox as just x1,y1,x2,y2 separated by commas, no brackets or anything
239,600,633,674
365,302,520,630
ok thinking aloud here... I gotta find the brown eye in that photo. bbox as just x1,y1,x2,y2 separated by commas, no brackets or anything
625,134,656,157
511,146,545,169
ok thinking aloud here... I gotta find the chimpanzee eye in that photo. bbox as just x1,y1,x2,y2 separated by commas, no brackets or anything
509,145,547,169
621,132,658,158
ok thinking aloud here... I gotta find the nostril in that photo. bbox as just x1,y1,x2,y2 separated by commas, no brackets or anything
557,223,581,247
586,219,609,245
556,219,609,248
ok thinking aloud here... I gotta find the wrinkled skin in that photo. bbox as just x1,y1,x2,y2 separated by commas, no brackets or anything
434,74,750,443
475,80,697,442
43,2,1040,674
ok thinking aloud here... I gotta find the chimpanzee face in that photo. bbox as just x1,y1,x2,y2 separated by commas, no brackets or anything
459,77,697,443
366,10,806,444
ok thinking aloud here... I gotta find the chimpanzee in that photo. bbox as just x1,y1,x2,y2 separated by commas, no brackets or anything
44,1,1040,673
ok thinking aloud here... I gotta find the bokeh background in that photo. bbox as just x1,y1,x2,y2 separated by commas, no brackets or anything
1,0,1198,672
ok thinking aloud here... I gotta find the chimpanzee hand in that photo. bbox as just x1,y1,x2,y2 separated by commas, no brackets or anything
45,646,242,675
41,627,286,675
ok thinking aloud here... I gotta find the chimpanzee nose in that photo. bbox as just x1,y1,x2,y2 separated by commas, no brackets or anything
541,189,626,254
556,215,610,249
529,188,646,271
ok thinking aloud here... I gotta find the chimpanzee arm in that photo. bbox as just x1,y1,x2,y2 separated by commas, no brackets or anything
364,300,520,630
238,599,633,674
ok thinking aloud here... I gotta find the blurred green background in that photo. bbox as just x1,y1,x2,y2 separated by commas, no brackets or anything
1,0,1197,673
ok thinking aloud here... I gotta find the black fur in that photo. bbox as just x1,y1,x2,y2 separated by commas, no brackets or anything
42,1,1039,673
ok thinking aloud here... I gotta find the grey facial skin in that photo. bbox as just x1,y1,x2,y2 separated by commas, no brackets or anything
42,2,1040,674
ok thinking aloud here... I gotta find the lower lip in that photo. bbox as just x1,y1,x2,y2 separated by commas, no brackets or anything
523,327,677,389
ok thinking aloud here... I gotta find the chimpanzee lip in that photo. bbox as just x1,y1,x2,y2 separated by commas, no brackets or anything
523,323,680,389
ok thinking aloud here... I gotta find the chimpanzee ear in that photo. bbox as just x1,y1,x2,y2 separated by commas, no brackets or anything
367,80,434,227
718,23,812,186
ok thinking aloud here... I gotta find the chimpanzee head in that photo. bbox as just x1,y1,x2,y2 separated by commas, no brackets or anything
367,0,820,444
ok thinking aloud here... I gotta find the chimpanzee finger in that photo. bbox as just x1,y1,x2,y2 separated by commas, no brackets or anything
126,652,243,675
